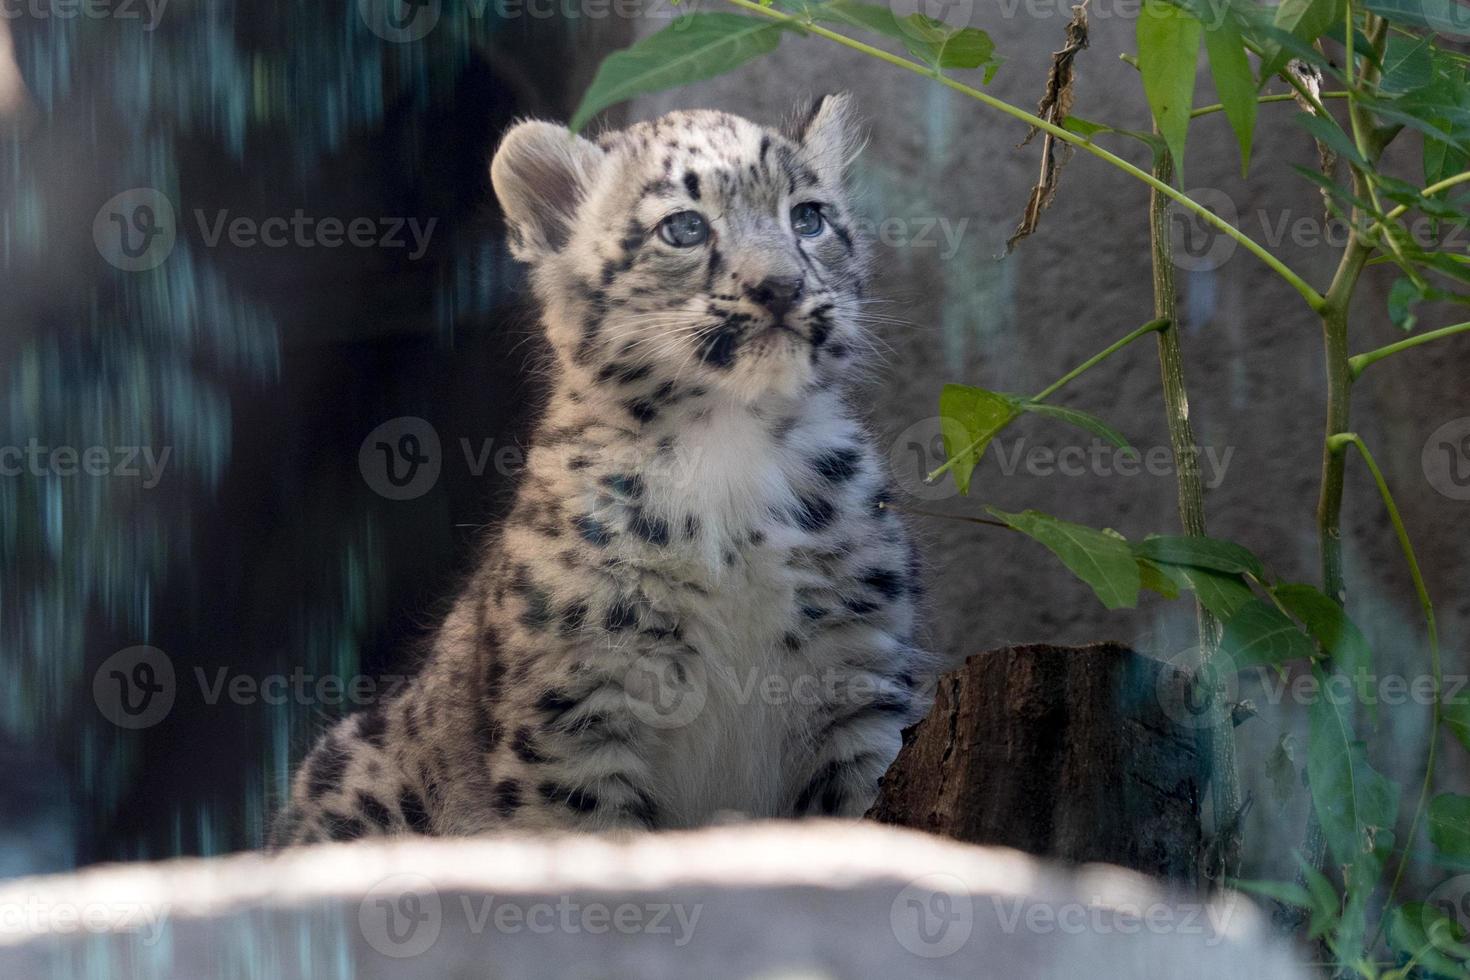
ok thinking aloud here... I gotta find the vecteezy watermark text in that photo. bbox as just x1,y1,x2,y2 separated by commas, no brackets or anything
0,440,171,487
193,209,436,259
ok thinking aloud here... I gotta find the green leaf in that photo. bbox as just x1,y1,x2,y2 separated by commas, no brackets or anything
1296,852,1343,941
1063,115,1111,137
987,508,1141,610
1311,675,1399,887
1218,598,1319,671
1430,794,1470,861
1133,534,1266,578
807,0,907,38
1232,878,1315,908
1296,112,1369,169
1364,0,1470,36
1019,402,1133,450
906,21,1000,72
1151,562,1257,620
937,384,1020,496
1138,0,1203,180
1202,19,1256,175
1138,558,1182,599
1260,0,1345,82
1271,583,1373,691
1379,33,1436,95
1447,690,1470,753
1390,275,1426,332
570,15,795,133
1386,902,1470,977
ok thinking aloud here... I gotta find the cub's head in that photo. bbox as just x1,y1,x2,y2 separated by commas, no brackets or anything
491,97,869,407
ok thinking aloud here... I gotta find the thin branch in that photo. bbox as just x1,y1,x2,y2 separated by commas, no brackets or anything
1190,90,1349,118
1349,319,1470,378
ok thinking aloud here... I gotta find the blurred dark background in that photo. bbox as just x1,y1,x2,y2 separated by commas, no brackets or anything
0,0,632,874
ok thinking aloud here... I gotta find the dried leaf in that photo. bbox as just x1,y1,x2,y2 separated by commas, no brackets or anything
1007,0,1090,252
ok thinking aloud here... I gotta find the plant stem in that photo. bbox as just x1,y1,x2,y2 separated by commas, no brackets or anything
1150,148,1235,885
1276,214,1375,936
1349,319,1470,378
1190,91,1349,118
1030,318,1171,402
1328,434,1441,936
720,0,1328,311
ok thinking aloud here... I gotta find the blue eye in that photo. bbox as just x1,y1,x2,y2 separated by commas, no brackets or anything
791,202,824,237
658,210,709,247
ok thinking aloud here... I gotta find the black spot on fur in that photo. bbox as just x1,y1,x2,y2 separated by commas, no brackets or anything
325,812,367,841
813,447,861,483
356,706,388,748
537,689,581,721
574,514,612,546
696,323,738,368
305,735,350,800
792,494,837,532
568,454,593,471
493,779,522,818
539,781,599,814
682,170,701,200
358,792,394,830
560,600,589,635
605,600,638,631
629,508,671,546
783,632,802,652
602,473,645,499
512,726,549,765
626,399,658,424
398,788,431,834
860,568,905,599
843,597,880,615
684,514,701,540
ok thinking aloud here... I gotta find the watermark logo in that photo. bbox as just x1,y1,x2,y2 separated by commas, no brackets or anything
1426,875,1470,954
93,188,176,272
886,416,969,502
891,873,973,957
358,0,440,42
360,417,442,500
1157,645,1239,731
885,418,1234,501
623,654,708,729
93,645,175,730
0,0,169,31
1423,417,1470,501
1167,187,1240,273
360,874,443,958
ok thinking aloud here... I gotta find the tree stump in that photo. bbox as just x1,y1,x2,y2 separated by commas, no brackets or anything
869,642,1207,886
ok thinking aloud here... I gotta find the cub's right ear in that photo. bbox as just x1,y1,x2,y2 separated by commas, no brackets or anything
490,121,605,262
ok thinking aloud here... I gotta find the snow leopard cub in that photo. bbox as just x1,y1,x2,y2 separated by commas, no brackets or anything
271,95,933,845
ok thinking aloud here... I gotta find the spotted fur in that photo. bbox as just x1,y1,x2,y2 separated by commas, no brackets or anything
271,96,935,845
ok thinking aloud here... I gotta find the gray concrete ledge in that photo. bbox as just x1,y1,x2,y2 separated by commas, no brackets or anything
0,820,1310,979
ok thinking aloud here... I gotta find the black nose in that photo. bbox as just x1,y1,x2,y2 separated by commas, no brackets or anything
746,276,804,320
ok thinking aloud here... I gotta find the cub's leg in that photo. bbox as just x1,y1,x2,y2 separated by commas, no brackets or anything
784,624,927,818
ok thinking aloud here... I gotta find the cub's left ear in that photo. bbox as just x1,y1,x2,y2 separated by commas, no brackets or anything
491,120,605,262
785,93,863,183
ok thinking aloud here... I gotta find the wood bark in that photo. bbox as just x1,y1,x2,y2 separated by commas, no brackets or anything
869,642,1206,886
